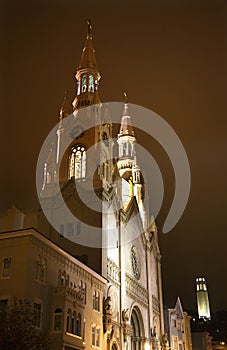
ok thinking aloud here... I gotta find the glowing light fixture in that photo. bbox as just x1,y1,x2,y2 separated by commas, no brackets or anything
144,341,151,350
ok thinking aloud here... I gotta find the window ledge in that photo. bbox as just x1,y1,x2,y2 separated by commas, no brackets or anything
65,332,82,339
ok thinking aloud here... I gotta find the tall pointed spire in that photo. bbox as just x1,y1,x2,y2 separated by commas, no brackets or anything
118,93,135,138
72,20,101,110
59,91,72,121
78,20,98,71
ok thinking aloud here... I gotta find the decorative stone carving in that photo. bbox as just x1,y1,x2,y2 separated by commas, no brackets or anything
122,309,132,342
122,308,130,322
103,296,113,333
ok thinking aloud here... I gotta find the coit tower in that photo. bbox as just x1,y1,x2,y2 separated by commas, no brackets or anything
196,277,211,320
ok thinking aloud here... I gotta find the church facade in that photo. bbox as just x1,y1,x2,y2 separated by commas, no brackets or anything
0,22,167,350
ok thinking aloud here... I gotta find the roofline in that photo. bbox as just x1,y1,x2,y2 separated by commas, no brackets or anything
0,227,107,284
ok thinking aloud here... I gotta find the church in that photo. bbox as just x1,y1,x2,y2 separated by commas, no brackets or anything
0,22,169,350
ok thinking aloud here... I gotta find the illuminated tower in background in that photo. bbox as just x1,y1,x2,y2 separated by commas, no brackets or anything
196,277,211,320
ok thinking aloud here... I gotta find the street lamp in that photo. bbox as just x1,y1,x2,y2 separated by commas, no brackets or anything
144,341,151,350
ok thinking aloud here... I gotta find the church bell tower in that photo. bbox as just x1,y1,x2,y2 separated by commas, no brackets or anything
40,21,166,350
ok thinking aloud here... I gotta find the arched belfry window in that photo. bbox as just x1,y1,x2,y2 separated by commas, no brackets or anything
88,75,94,92
82,74,87,93
69,145,86,180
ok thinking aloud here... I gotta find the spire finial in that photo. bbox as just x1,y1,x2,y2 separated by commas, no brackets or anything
124,91,128,103
87,19,92,35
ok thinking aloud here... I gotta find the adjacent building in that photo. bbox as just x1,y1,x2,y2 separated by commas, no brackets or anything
164,297,192,350
0,228,106,350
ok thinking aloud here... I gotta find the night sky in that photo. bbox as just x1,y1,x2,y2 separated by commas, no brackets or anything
1,0,227,312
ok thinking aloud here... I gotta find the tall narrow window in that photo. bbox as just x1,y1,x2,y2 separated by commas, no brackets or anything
82,75,87,92
66,309,71,332
71,311,76,334
59,224,64,238
1,257,12,277
96,327,100,347
92,326,96,346
76,313,81,336
35,256,46,283
88,75,94,92
53,308,62,331
93,290,100,311
67,223,74,237
69,145,86,180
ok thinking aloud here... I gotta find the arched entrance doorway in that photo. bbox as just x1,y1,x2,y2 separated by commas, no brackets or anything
130,306,145,350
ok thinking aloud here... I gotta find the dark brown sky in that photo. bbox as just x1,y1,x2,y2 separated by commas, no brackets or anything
1,0,227,312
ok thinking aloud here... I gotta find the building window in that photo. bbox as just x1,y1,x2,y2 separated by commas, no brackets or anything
35,256,46,283
82,74,87,92
92,326,96,346
76,313,81,336
76,221,81,236
177,322,181,331
96,327,100,347
71,311,76,334
91,325,100,347
67,223,74,237
93,290,100,311
69,145,86,180
59,224,65,238
53,308,62,331
1,257,12,277
79,280,86,303
173,336,178,350
88,75,94,92
60,271,66,286
33,303,41,328
66,309,71,332
58,270,69,286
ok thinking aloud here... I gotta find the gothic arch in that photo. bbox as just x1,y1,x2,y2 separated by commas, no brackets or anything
130,305,145,350
69,144,86,180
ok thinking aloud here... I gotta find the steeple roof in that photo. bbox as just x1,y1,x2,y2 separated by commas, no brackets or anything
45,145,56,167
59,91,72,120
78,20,98,72
118,97,135,137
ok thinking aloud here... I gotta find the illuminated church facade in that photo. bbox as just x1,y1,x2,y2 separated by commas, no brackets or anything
0,23,167,350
